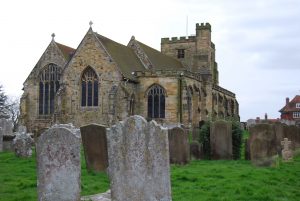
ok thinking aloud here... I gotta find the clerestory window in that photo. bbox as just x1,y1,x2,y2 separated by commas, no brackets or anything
39,63,61,115
147,84,166,119
81,67,98,107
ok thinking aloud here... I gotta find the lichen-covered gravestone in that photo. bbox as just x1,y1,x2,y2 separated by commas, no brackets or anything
12,131,34,157
168,127,189,164
281,138,293,162
80,124,108,172
210,120,232,160
249,124,278,167
107,115,172,201
37,124,81,201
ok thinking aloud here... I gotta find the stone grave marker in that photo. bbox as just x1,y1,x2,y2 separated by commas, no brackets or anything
37,124,81,201
249,123,277,166
190,141,201,160
168,126,189,164
106,115,172,201
80,124,108,172
12,132,34,157
281,138,293,161
0,127,3,152
210,120,232,160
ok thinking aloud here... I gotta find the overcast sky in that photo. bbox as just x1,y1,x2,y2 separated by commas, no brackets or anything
0,0,299,121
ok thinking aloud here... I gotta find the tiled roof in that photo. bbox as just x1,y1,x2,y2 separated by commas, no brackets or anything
55,42,75,61
279,95,300,113
95,34,145,80
136,41,184,71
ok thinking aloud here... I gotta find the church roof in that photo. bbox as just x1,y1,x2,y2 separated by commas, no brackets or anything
95,34,145,80
55,42,75,61
136,41,184,71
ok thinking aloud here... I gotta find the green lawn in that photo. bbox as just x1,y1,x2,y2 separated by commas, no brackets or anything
0,151,299,201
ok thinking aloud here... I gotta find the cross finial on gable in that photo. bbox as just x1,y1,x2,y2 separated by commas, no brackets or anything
89,21,93,27
51,33,55,41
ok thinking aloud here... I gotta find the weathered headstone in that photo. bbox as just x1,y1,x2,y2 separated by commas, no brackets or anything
281,138,293,161
18,125,27,133
249,124,278,167
210,120,232,160
0,118,13,136
168,127,189,164
80,124,108,172
0,127,3,152
12,132,34,157
107,115,172,201
37,124,81,201
190,141,201,160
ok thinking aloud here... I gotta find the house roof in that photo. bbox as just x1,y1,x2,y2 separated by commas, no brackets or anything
95,34,145,80
279,95,300,113
55,42,75,61
136,41,184,71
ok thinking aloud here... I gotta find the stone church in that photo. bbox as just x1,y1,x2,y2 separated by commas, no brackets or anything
20,22,239,134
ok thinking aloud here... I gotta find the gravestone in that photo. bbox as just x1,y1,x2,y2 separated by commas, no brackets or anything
168,127,189,164
0,127,3,152
37,124,81,201
249,124,277,167
210,120,232,160
0,118,13,136
80,124,108,172
107,115,172,201
12,132,34,157
190,141,201,159
281,138,293,161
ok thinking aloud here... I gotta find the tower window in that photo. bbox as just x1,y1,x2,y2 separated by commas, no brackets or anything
177,49,185,59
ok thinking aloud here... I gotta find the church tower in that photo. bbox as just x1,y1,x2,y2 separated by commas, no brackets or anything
161,23,219,85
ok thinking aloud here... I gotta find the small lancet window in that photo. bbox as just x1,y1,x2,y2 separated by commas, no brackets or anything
81,67,98,107
147,85,166,119
39,63,61,115
187,87,192,122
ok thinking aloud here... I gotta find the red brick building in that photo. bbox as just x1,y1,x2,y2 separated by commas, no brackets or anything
279,95,300,122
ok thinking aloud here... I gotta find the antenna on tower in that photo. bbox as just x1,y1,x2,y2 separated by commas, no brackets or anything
186,15,189,38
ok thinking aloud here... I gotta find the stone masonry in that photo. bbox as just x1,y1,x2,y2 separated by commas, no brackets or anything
106,115,172,201
36,124,81,201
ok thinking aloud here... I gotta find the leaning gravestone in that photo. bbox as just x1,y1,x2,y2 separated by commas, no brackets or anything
37,124,81,201
210,120,232,160
168,127,189,164
107,115,172,201
12,131,34,157
80,124,108,172
249,124,278,167
281,138,293,162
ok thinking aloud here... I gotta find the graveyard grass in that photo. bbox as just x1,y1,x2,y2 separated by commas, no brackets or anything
0,151,300,201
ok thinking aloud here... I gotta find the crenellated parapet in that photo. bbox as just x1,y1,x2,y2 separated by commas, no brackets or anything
196,22,211,31
161,36,196,44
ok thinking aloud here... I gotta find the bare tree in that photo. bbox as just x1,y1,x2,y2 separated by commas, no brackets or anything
0,84,9,119
6,96,20,132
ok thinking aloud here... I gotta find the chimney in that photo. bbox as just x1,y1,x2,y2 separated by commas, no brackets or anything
286,97,289,105
265,113,268,120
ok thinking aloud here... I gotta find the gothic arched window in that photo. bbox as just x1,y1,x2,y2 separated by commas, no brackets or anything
81,67,98,107
147,85,166,119
39,63,61,115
